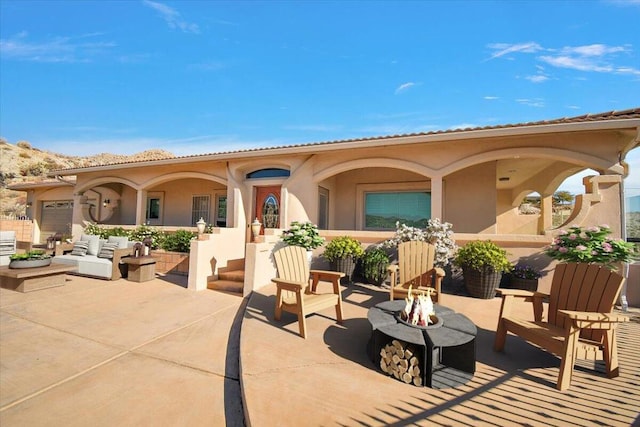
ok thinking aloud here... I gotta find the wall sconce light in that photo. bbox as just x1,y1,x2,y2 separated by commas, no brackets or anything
26,202,32,208
196,217,207,239
103,199,111,207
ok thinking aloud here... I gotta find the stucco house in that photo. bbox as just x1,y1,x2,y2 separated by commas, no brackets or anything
9,108,640,305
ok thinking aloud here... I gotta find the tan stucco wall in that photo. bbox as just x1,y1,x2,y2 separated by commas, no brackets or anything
444,163,497,233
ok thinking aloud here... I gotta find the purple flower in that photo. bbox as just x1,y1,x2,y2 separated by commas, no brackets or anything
576,245,587,251
568,234,577,240
559,247,568,253
587,226,599,232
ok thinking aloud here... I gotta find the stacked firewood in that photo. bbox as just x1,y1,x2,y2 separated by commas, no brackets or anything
379,340,422,386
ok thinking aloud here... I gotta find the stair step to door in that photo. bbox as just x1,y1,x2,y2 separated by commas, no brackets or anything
219,270,245,282
208,279,243,295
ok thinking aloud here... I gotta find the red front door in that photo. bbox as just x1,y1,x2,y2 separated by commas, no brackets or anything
255,186,281,234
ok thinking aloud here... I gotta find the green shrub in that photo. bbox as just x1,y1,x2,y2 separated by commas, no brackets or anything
454,240,511,273
360,247,390,285
129,224,165,249
161,229,196,253
322,236,365,262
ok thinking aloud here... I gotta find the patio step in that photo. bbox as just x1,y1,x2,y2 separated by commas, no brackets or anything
208,269,244,295
219,270,245,282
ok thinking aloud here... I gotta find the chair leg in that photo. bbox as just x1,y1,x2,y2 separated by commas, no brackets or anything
274,287,283,320
296,291,307,339
494,319,507,352
603,330,620,378
557,324,580,391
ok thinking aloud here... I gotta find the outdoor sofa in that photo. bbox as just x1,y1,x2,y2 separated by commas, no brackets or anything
52,234,135,280
0,230,17,266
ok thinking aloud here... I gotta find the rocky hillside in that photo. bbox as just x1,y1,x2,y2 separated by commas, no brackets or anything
0,139,175,216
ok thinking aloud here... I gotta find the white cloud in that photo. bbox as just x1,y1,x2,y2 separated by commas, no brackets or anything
516,98,545,107
525,74,549,83
0,32,115,63
487,41,640,78
484,96,499,100
394,82,416,94
142,0,200,34
486,42,543,60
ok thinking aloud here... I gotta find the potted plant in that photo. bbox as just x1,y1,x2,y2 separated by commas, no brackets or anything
509,264,542,292
322,236,365,283
9,250,52,269
544,224,639,270
454,240,511,299
281,221,325,250
359,247,390,286
382,219,457,268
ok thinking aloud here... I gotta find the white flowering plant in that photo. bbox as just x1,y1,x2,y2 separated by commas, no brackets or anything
381,219,457,267
544,224,639,267
281,221,325,250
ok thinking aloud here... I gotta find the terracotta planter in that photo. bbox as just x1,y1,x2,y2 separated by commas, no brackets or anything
462,265,502,299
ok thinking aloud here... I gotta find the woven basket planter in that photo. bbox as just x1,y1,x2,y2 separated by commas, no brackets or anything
462,265,502,299
331,256,356,283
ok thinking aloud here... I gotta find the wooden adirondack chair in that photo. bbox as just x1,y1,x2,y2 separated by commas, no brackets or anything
494,262,629,390
388,240,445,303
272,245,344,339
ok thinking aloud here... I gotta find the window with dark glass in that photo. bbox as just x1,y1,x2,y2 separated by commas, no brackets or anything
246,168,290,179
364,191,431,229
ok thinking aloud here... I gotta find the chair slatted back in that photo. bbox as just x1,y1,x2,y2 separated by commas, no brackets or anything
548,263,625,342
398,241,436,287
273,245,310,286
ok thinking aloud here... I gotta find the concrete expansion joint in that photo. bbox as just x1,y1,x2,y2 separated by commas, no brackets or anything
0,351,129,412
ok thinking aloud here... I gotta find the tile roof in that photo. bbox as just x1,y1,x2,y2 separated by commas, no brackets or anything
54,107,640,172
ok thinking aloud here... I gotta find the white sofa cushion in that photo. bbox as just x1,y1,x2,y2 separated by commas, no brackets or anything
108,236,129,249
81,234,100,256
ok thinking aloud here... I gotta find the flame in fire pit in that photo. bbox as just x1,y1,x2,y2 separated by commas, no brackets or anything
401,285,436,326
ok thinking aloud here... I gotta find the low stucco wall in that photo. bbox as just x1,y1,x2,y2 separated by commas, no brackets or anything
187,227,246,291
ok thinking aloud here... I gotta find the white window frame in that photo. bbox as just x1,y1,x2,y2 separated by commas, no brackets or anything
356,182,431,230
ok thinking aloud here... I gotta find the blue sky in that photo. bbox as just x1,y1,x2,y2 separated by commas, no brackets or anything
0,0,639,195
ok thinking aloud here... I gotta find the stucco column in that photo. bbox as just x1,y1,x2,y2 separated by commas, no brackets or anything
135,190,147,225
538,193,553,233
431,176,443,220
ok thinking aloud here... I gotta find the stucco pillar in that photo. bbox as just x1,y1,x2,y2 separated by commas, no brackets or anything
135,190,147,225
431,176,443,220
538,193,553,233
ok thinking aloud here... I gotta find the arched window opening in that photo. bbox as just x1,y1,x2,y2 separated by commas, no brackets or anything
246,168,290,179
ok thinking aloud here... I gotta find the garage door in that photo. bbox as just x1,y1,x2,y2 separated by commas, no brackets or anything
40,200,73,242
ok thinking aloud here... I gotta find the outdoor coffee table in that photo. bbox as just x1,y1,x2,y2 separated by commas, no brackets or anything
368,300,477,389
0,264,76,292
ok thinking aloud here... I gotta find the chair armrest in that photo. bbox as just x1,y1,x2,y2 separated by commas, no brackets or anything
310,270,344,293
310,270,345,280
433,267,445,278
558,310,629,329
388,264,399,273
497,289,549,322
271,278,305,292
497,289,548,299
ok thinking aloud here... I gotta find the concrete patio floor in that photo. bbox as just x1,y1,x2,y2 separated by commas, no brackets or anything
1,272,639,426
0,274,245,426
